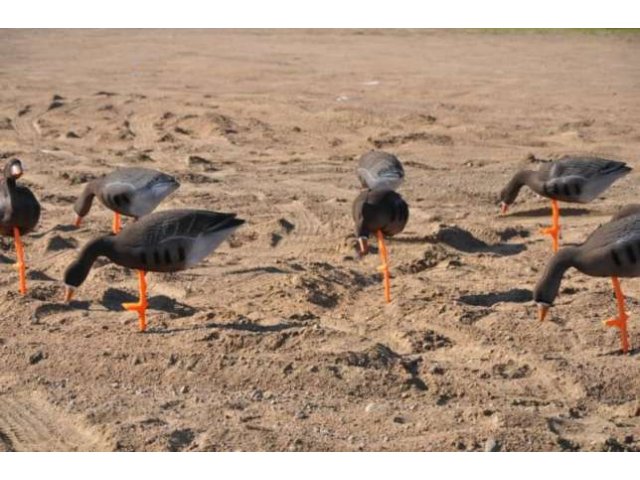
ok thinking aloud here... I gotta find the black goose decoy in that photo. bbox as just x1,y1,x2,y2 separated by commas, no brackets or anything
357,150,405,192
352,189,409,303
64,209,245,332
533,207,640,353
0,159,41,295
499,156,631,252
74,167,180,234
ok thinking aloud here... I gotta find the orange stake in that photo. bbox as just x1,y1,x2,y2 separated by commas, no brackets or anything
604,276,630,354
122,270,148,332
13,227,27,295
376,230,391,303
112,212,122,234
540,199,561,253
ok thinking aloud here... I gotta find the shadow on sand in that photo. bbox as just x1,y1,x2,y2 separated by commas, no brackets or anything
101,287,197,318
506,207,591,218
458,288,533,307
431,225,526,256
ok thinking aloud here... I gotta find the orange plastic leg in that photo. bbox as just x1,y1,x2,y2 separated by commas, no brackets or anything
603,276,630,354
540,200,561,253
112,212,122,234
13,227,27,295
376,230,391,304
122,270,148,332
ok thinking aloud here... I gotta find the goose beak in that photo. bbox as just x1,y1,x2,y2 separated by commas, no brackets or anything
10,163,23,178
64,286,75,303
538,304,549,322
357,237,369,256
500,202,509,215
73,215,82,228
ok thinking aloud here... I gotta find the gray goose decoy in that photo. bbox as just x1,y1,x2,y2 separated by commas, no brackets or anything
533,207,640,353
499,156,631,252
352,189,409,303
0,159,41,295
64,209,245,332
357,150,405,192
74,167,180,234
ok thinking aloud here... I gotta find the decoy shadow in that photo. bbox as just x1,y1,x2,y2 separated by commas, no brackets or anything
100,287,197,318
430,225,526,256
506,207,591,218
458,288,533,307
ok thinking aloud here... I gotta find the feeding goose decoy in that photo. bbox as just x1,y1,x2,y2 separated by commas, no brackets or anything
73,167,180,234
64,209,245,332
0,159,41,295
352,189,409,303
499,156,631,252
357,150,405,192
533,207,640,353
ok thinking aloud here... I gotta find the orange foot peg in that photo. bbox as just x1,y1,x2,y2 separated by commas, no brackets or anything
603,277,630,354
540,199,561,253
112,212,122,234
13,227,27,295
376,230,391,303
122,270,148,332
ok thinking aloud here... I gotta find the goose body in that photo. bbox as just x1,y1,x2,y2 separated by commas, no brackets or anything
500,156,631,252
534,210,640,353
352,189,409,304
65,209,245,332
0,159,40,294
357,151,405,192
0,159,40,236
74,167,179,222
65,209,244,285
500,156,630,209
534,213,640,307
352,189,409,242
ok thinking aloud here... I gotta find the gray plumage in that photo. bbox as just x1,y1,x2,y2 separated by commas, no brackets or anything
357,151,405,192
0,159,40,236
64,209,245,288
500,156,631,207
74,167,180,220
534,211,640,306
352,189,409,240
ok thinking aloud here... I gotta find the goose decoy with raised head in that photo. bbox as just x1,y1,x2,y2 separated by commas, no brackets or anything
352,189,409,303
74,167,180,234
499,156,631,252
64,209,245,332
357,150,405,192
533,207,640,353
0,159,41,295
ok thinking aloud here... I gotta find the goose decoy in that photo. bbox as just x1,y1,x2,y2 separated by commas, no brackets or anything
64,209,245,332
0,159,41,295
499,156,631,252
357,150,405,192
73,167,180,234
352,189,409,303
533,208,640,353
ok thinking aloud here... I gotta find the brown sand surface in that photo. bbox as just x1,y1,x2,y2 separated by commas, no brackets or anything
0,29,639,451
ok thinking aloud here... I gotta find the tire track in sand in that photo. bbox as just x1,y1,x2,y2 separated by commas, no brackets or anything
0,391,110,451
12,105,43,144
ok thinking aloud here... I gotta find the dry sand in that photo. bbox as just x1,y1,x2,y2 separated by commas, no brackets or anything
0,29,639,452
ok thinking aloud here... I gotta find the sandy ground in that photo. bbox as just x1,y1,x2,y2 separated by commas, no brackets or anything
0,29,639,452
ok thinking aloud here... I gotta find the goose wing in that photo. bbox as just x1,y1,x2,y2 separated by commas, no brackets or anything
357,151,405,191
541,156,630,202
